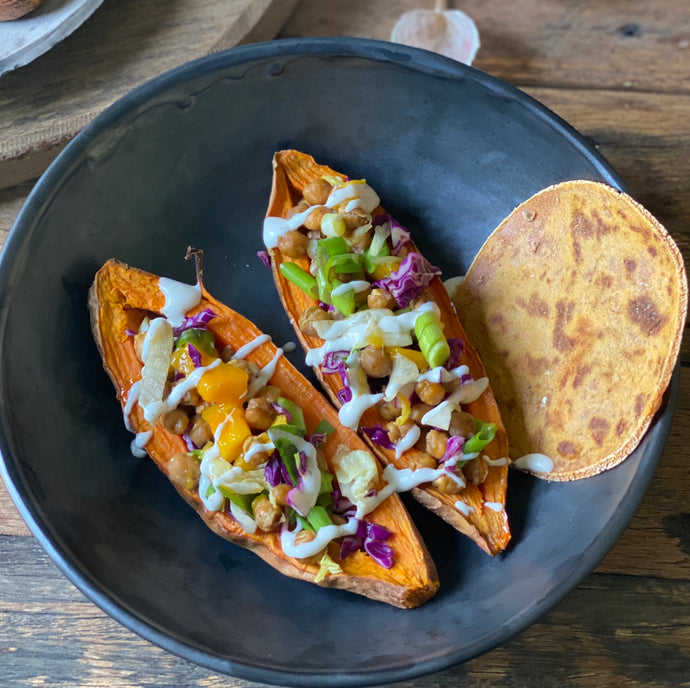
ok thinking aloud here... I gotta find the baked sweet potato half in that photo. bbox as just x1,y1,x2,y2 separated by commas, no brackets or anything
89,258,438,608
262,151,510,555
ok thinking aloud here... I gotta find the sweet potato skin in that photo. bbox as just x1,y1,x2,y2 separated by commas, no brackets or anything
89,259,438,608
265,150,511,555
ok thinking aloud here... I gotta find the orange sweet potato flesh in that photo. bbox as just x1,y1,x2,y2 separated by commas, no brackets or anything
266,150,510,555
89,259,438,608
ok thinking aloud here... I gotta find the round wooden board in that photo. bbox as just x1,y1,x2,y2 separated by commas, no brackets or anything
0,0,299,189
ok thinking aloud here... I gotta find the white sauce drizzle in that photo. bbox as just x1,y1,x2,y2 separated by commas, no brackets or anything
130,431,152,458
122,380,141,433
484,455,510,467
247,348,283,398
513,453,555,473
395,424,420,458
281,518,360,559
263,207,314,248
339,393,384,431
455,501,475,517
326,181,380,214
158,277,202,327
484,502,503,512
232,333,271,361
244,441,275,463
330,280,371,297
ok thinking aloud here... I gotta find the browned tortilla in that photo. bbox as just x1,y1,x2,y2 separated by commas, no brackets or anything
454,180,687,480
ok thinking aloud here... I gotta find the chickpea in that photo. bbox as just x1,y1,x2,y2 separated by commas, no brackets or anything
432,474,463,494
409,402,432,424
408,452,437,470
245,397,277,431
294,530,318,547
464,457,489,486
272,483,291,506
415,379,445,406
220,344,235,362
377,398,401,421
304,206,329,231
188,415,212,448
252,495,282,532
331,513,348,526
348,230,373,252
167,452,200,491
242,437,272,467
299,306,332,337
449,410,476,438
180,388,202,408
359,345,392,378
426,429,449,460
303,179,333,206
286,199,309,219
341,211,369,231
367,288,398,310
277,230,309,258
162,408,190,435
254,384,281,404
409,290,434,310
387,419,416,443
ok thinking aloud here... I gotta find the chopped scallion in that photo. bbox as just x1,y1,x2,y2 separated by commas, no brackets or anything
414,311,450,367
279,262,318,298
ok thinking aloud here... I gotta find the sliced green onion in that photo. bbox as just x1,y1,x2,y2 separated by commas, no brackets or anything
175,328,216,355
218,488,255,513
316,265,332,304
464,421,497,454
277,396,306,432
319,471,334,494
331,279,357,316
279,262,318,298
313,419,336,437
320,213,346,237
267,433,300,484
319,236,349,258
326,253,363,277
414,311,450,368
307,505,333,531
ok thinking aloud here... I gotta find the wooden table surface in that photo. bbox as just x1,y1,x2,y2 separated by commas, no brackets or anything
1,1,689,686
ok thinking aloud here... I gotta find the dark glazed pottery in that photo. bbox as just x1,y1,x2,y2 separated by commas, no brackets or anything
0,38,675,687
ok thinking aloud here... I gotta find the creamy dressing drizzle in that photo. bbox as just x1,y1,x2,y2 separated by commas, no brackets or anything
158,277,202,327
263,207,314,249
395,424,420,458
455,501,475,517
281,518,360,559
143,359,222,422
122,380,141,433
232,333,271,361
513,453,555,473
330,280,371,297
130,431,152,458
339,393,383,431
247,348,283,398
484,502,503,512
326,181,380,214
484,455,510,467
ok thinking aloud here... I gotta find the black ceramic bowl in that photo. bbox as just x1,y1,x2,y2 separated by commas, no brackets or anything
0,38,676,687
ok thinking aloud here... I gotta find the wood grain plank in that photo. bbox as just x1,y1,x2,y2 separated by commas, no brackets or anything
0,0,298,189
1,536,689,687
281,0,690,95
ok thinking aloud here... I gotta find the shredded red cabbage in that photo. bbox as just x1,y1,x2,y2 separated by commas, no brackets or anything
125,328,137,337
444,338,465,370
270,401,292,423
361,424,395,450
188,343,202,369
375,252,441,308
265,451,294,487
183,432,197,451
172,308,216,336
442,435,466,463
336,387,353,404
373,214,410,256
339,520,394,569
308,432,327,449
257,250,271,269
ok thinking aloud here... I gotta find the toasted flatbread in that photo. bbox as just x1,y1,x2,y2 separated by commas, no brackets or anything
455,180,687,480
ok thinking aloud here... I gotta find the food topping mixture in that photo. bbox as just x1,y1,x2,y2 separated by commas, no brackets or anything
264,176,501,496
121,278,435,575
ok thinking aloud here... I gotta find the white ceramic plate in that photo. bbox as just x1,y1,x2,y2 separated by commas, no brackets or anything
0,0,103,76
